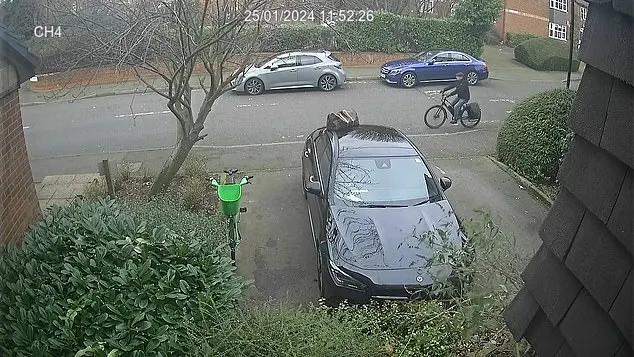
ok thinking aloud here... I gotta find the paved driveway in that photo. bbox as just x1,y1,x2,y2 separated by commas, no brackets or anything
235,156,547,306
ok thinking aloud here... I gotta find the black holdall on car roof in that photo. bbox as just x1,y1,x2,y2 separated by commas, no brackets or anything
326,109,360,131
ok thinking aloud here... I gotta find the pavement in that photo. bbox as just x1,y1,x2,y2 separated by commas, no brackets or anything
35,173,100,211
34,156,547,306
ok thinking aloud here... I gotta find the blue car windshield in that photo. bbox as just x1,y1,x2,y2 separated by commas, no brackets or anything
414,50,440,61
331,156,441,207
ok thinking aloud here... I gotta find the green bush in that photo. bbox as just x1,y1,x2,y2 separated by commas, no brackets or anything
496,88,576,183
506,32,539,48
0,199,247,356
124,196,226,248
335,12,484,56
514,37,580,71
188,303,387,357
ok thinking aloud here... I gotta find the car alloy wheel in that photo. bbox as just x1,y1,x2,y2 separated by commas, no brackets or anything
466,71,479,85
319,74,337,91
401,72,416,88
245,78,264,95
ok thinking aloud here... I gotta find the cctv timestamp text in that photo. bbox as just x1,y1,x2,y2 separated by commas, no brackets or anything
244,9,374,23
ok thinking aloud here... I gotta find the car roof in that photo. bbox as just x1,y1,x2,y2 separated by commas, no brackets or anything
277,49,331,58
333,125,419,158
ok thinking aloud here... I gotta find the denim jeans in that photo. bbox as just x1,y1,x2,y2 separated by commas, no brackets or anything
450,97,468,121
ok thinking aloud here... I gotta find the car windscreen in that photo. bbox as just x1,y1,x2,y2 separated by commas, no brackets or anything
256,53,280,67
331,156,441,207
414,50,439,61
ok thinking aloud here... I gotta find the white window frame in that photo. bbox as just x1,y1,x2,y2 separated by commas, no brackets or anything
420,0,435,14
550,0,568,12
549,22,567,41
580,6,587,21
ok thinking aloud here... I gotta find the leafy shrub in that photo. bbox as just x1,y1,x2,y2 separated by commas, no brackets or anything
188,302,387,357
182,176,209,212
124,196,227,249
453,0,503,39
0,199,247,356
496,88,576,183
506,32,539,48
514,37,580,71
335,12,484,56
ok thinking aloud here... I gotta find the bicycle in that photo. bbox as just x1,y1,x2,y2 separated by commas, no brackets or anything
211,168,253,266
424,94,481,129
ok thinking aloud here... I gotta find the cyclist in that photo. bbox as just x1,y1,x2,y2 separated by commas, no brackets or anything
441,72,470,125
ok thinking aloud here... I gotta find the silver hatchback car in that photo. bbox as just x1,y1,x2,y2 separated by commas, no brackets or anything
232,50,346,95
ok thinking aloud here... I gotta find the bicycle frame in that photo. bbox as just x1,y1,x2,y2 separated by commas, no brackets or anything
211,172,252,265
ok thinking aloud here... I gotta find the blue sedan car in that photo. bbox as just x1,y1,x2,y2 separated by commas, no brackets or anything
380,50,488,88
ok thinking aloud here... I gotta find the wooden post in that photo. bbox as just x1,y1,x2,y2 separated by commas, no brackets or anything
101,159,115,197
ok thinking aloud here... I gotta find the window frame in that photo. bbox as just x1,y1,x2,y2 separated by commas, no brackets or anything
550,0,568,12
548,22,567,41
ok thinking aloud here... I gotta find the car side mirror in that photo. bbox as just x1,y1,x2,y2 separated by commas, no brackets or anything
305,176,323,197
428,60,435,65
440,177,452,191
270,65,278,71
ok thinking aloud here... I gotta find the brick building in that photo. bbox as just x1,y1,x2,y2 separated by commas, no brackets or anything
504,0,633,356
494,0,588,43
0,25,42,246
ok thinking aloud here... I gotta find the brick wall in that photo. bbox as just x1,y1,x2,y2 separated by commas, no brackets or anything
0,57,41,246
495,0,550,39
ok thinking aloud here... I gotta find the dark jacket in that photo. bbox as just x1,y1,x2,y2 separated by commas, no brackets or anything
443,79,470,101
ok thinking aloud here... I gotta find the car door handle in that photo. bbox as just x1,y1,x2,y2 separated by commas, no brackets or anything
290,69,297,72
309,175,318,183
304,150,310,158
315,67,321,69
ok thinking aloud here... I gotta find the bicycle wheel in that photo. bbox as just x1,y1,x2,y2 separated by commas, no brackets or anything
460,113,480,128
424,105,447,129
228,217,237,265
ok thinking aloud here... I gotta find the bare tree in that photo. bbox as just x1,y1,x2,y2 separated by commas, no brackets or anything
43,0,269,196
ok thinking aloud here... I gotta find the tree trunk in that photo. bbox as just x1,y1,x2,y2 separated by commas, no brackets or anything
148,136,196,196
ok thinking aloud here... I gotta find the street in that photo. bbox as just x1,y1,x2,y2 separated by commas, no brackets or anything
22,79,565,159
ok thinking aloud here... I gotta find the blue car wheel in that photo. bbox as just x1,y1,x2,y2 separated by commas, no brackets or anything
401,72,417,88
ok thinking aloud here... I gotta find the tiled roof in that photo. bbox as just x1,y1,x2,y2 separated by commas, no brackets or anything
504,1,633,356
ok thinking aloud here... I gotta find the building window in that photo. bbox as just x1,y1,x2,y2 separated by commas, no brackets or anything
580,6,587,21
550,0,568,12
549,22,567,40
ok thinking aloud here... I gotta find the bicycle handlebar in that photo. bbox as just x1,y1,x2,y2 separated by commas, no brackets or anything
210,175,253,187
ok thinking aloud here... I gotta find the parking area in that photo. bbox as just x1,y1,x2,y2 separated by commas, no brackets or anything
235,156,547,306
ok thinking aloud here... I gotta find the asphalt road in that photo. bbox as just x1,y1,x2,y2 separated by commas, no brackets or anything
22,79,567,159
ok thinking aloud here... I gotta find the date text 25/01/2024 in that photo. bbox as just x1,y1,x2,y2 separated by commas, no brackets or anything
244,9,374,23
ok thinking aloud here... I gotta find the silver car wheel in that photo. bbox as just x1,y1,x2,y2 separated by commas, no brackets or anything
319,74,336,91
245,78,263,95
402,72,416,88
466,72,478,85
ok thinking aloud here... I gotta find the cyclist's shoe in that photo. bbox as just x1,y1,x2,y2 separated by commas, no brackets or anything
450,119,459,125
224,168,239,175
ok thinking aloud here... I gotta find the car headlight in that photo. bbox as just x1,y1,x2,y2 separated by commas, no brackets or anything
328,260,366,290
390,68,403,75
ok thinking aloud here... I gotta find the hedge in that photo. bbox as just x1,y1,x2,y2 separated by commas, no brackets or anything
514,37,580,71
496,88,576,183
506,32,539,48
0,199,247,356
32,12,486,72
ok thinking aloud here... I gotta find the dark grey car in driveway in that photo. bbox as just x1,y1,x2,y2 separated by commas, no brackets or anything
301,124,467,304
